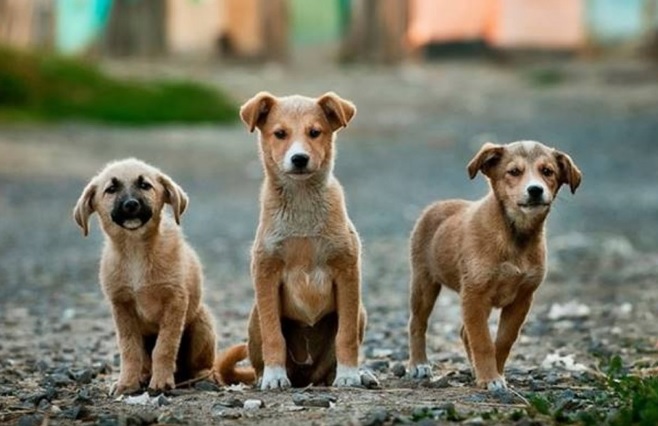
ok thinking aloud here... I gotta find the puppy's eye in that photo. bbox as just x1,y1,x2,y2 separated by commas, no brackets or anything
541,167,554,177
508,168,522,177
309,128,321,139
104,185,117,195
274,129,287,140
138,181,152,190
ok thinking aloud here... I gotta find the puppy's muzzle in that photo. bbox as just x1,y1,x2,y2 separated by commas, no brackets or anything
111,196,153,230
290,154,310,171
518,185,549,208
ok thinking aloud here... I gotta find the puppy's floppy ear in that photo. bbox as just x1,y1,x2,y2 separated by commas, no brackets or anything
73,181,96,237
554,150,582,194
317,92,356,132
467,142,505,179
158,174,189,225
240,92,277,133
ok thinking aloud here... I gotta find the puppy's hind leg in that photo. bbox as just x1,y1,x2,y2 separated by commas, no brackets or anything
181,305,217,382
408,270,441,379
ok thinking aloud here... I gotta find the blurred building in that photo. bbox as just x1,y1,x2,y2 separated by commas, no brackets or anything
0,0,656,61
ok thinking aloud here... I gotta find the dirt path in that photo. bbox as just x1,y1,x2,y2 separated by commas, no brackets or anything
1,59,657,425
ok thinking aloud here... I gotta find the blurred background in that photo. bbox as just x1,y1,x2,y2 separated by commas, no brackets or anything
0,1,657,423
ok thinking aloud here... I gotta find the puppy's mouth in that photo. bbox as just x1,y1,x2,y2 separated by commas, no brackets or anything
111,210,153,231
285,170,314,180
517,202,550,211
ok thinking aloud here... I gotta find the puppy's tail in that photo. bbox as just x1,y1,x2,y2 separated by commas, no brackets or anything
215,343,256,385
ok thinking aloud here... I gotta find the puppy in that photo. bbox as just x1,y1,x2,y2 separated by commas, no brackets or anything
73,158,217,395
217,92,367,390
407,141,581,390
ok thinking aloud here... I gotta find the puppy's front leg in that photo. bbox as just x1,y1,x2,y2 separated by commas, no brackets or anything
254,258,290,390
149,295,187,392
110,301,146,395
495,293,533,375
333,263,362,387
461,294,506,390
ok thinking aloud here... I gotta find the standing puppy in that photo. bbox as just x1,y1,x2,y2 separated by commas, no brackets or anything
74,158,217,395
407,141,581,390
217,92,367,390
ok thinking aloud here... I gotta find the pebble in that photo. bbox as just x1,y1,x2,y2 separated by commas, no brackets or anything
71,368,94,384
194,380,221,392
362,408,389,426
17,414,44,426
157,413,186,424
391,363,406,378
360,370,381,389
243,399,263,410
292,392,336,408
215,398,244,408
49,373,74,387
156,394,170,406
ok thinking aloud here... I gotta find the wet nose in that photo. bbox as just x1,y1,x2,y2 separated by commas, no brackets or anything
291,154,309,169
527,185,544,198
122,198,140,214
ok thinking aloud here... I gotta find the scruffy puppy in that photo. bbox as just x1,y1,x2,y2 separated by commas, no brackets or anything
73,158,217,395
217,92,368,390
407,141,581,390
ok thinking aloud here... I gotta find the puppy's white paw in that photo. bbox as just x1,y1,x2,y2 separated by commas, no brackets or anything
408,363,433,379
485,376,507,391
333,364,362,387
260,365,291,390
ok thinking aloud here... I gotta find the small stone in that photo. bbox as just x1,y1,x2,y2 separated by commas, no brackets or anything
391,363,406,378
464,415,485,425
157,413,186,424
95,414,119,426
50,405,61,415
490,388,516,404
26,387,57,406
362,408,389,426
37,398,50,411
156,394,170,406
49,373,74,387
360,370,381,389
60,405,87,420
75,388,93,404
92,361,112,375
292,393,335,408
194,380,221,392
71,368,94,384
215,398,244,408
135,411,158,424
243,399,263,410
17,414,44,426
211,405,242,419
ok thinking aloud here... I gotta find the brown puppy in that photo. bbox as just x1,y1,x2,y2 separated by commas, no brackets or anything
73,158,217,395
408,141,581,390
217,92,367,390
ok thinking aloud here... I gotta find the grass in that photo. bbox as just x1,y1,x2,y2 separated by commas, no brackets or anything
0,47,238,125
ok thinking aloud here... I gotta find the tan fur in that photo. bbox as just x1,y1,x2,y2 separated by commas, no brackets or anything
408,141,582,389
73,158,217,395
218,92,367,389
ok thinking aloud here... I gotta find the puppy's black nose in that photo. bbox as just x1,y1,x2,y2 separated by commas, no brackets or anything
527,185,544,198
122,199,140,213
291,154,309,169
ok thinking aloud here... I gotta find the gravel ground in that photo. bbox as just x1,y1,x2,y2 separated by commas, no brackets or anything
1,59,657,425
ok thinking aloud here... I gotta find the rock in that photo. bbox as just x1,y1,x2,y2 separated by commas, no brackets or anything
157,413,186,424
49,373,74,387
214,398,244,408
75,388,93,404
37,398,50,411
25,387,56,406
211,407,242,419
490,388,516,404
60,405,87,420
425,375,451,388
391,363,406,378
362,408,389,426
292,393,336,408
95,415,119,426
243,399,263,410
17,414,44,426
194,380,221,392
464,416,485,425
92,361,112,375
156,394,170,406
360,370,381,389
135,411,158,424
71,368,94,384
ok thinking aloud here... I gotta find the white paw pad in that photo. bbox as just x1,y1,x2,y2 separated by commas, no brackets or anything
408,363,433,379
260,366,291,390
333,365,361,387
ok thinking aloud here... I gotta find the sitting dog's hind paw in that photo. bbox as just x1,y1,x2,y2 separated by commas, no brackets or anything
408,363,433,379
333,365,362,387
260,365,291,390
484,376,507,391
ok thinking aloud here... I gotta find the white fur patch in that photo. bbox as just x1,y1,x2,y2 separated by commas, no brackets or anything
486,376,508,391
408,363,433,379
333,364,361,387
283,141,308,172
260,365,291,390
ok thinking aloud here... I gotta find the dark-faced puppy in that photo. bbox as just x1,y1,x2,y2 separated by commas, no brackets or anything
73,158,218,395
216,92,368,390
408,141,581,390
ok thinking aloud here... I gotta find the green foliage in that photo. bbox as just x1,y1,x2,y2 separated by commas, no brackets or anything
0,47,238,125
